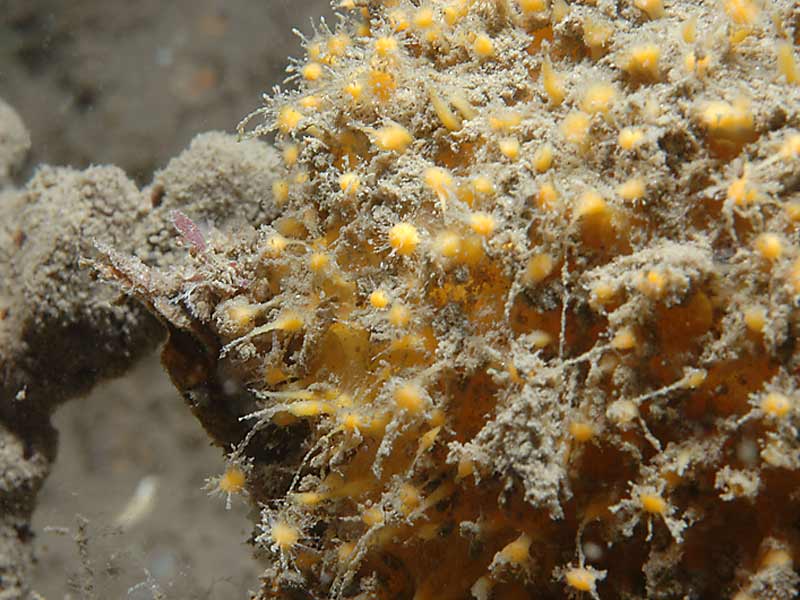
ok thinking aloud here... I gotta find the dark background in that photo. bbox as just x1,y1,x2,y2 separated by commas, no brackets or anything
1,1,329,597
1,0,331,182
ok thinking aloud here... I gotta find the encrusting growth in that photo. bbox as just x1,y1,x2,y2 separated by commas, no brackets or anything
98,0,800,598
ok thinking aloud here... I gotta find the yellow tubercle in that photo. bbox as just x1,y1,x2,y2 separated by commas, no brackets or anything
227,303,259,331
443,3,464,26
538,182,559,210
277,106,303,134
618,127,645,150
369,289,390,309
299,95,322,110
761,392,792,418
565,567,597,592
489,111,523,132
264,367,287,388
518,0,547,13
754,233,783,261
474,34,495,58
623,44,661,80
530,330,552,348
470,212,496,237
302,62,323,81
542,56,566,106
583,18,614,57
782,133,800,159
423,27,442,44
309,252,330,272
389,9,410,32
339,172,360,195
729,26,751,45
611,326,637,351
219,466,246,494
388,303,411,327
434,230,463,259
327,33,350,58
727,171,759,206
638,269,667,298
345,79,364,102
340,413,363,433
685,51,710,78
451,93,477,120
783,201,800,224
607,399,638,425
287,400,335,418
575,190,608,219
682,369,707,389
375,123,413,152
369,70,396,102
777,42,799,85
264,234,288,257
337,541,356,563
272,179,290,206
398,483,422,515
428,407,446,427
525,253,555,284
532,144,554,173
743,306,767,333
500,533,532,563
362,506,385,527
548,0,568,20
634,0,664,19
456,457,474,480
388,222,420,255
561,112,591,146
395,383,426,414
414,6,436,29
282,144,299,166
430,91,463,131
375,36,398,57
581,83,616,115
760,549,793,569
271,522,300,551
472,176,495,197
417,425,441,455
272,311,305,333
306,42,322,62
640,492,667,515
569,421,594,442
592,282,617,306
271,412,297,427
292,491,327,507
274,216,306,238
355,20,370,38
682,16,697,43
333,392,353,408
423,167,454,205
413,480,455,515
617,177,645,201
724,0,758,25
499,137,521,160
699,100,754,142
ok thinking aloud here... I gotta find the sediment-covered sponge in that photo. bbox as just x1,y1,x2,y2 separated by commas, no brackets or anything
106,0,800,598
